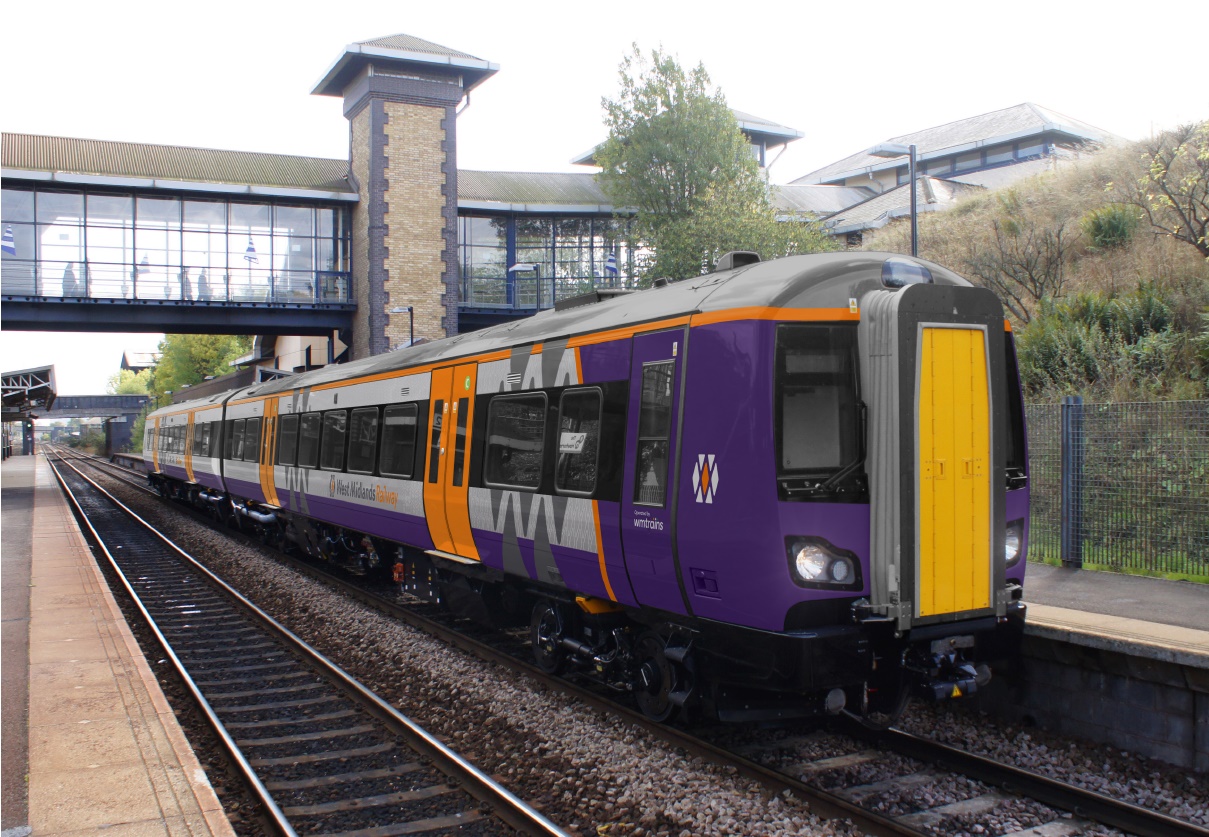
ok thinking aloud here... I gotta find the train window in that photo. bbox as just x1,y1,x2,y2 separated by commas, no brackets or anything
320,410,347,471
634,362,674,506
229,420,246,461
451,398,469,487
427,400,445,483
347,408,379,475
775,324,861,475
191,423,202,455
380,404,418,478
244,418,262,462
277,414,299,466
483,393,547,490
297,413,321,469
556,388,602,495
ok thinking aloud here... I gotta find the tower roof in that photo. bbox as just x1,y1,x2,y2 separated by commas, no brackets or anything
312,33,498,97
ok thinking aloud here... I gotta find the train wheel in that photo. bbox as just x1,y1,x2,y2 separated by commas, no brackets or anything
530,600,566,674
633,632,677,722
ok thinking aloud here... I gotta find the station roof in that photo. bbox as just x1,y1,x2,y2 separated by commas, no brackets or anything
2,365,56,420
772,183,876,216
2,133,356,201
458,170,621,213
312,33,498,97
793,102,1121,186
823,176,982,235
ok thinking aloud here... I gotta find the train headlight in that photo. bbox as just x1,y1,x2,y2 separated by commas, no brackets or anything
787,538,862,589
794,544,829,581
1005,519,1024,567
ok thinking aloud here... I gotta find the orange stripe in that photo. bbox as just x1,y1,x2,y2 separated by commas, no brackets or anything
573,346,583,386
1004,319,1013,332
690,306,859,327
592,500,616,601
567,316,693,349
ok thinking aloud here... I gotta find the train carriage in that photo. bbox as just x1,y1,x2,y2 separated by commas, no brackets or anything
144,252,1029,724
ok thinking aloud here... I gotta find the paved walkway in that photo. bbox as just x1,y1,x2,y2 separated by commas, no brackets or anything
1,454,233,837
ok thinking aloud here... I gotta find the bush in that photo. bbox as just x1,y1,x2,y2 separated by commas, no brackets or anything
1080,203,1138,249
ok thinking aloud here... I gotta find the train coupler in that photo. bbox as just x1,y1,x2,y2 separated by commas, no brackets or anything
909,638,992,701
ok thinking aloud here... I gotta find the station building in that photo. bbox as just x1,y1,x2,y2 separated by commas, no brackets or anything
1,33,1115,379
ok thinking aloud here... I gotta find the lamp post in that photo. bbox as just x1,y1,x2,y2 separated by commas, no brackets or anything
868,142,918,257
389,306,414,350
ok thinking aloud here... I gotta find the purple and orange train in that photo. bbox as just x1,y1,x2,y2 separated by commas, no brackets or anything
145,251,1029,723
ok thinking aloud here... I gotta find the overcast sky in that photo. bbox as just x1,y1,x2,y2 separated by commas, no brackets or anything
3,0,1206,394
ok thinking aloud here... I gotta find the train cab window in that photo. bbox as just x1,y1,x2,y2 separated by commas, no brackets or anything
347,408,379,474
483,393,547,490
379,404,418,478
277,414,299,466
244,418,262,462
297,413,321,469
557,388,602,495
775,324,862,496
320,410,348,471
634,362,674,506
228,419,246,461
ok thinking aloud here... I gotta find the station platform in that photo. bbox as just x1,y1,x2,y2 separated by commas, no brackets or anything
1023,562,1209,669
1,453,234,837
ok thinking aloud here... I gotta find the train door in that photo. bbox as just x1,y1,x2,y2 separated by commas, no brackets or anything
184,414,196,482
422,363,481,559
258,399,280,506
620,329,688,615
150,416,161,473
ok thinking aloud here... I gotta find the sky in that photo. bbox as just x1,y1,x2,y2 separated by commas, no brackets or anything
2,0,1207,395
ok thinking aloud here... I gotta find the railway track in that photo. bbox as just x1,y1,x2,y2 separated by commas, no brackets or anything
59,449,1209,837
48,452,566,837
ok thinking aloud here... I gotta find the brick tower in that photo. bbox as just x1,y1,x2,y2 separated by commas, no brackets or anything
313,35,498,358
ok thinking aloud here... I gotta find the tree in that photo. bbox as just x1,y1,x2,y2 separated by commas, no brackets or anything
595,45,831,282
1116,121,1209,259
962,216,1071,323
107,368,151,395
151,334,251,401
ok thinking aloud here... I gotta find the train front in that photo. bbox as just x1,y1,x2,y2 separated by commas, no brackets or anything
681,253,1028,723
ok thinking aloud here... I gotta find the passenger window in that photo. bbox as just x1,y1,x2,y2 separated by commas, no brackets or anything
277,414,299,466
379,404,418,478
229,420,246,461
297,413,321,469
484,393,547,490
244,418,262,462
452,398,469,487
347,408,379,474
320,410,347,471
634,362,674,505
557,388,602,495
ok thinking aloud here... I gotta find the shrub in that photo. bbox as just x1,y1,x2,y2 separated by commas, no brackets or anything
1080,203,1138,249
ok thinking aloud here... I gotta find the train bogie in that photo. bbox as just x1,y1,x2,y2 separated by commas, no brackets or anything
144,251,1029,724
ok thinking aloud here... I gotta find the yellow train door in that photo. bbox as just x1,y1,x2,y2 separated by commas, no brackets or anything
917,326,992,617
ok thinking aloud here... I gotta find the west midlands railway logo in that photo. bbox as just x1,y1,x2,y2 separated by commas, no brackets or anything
693,454,719,504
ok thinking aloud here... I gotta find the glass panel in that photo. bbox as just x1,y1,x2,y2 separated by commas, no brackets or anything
2,188,34,222
277,414,299,466
37,191,83,223
955,151,982,172
925,158,952,176
230,202,270,231
274,206,314,237
2,222,36,260
483,394,546,489
244,418,262,462
775,324,860,474
228,232,269,270
638,362,674,438
427,400,444,483
226,268,273,302
183,200,228,230
320,410,347,471
452,398,469,487
39,261,83,297
136,196,180,226
347,408,379,474
556,389,601,495
1017,142,1046,158
634,440,669,505
86,262,133,299
87,224,135,266
86,194,133,227
1,260,37,295
297,413,321,468
379,404,418,478
37,222,84,265
985,145,1013,165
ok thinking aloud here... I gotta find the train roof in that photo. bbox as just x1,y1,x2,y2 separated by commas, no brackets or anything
150,251,972,416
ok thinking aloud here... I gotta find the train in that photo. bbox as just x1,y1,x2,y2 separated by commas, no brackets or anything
144,251,1029,725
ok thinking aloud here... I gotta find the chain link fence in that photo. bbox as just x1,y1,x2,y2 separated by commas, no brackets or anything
1025,400,1209,577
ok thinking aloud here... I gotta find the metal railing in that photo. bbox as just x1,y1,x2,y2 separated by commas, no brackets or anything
1025,399,1209,577
462,275,630,309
